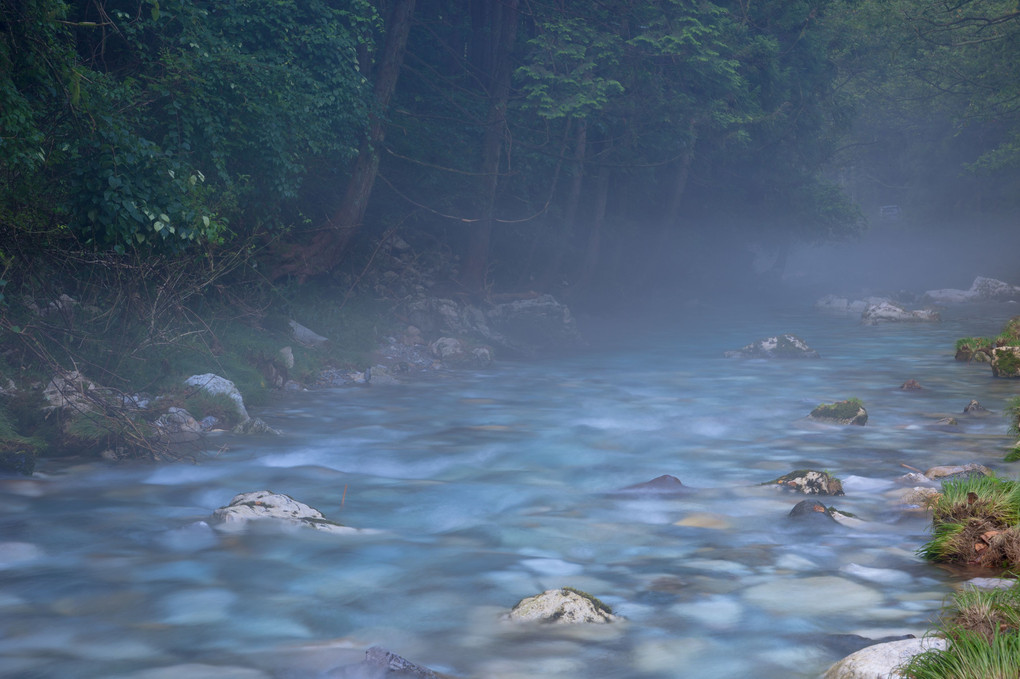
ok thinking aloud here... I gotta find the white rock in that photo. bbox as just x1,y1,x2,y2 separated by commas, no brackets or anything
823,636,947,679
507,588,619,624
184,373,249,423
210,490,358,534
289,319,328,346
861,302,940,325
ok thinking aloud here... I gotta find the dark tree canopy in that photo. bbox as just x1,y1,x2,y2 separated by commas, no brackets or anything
1,0,1017,294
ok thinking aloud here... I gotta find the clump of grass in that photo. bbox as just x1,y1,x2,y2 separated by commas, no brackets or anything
561,587,613,615
956,337,991,352
898,582,1020,679
918,476,1020,568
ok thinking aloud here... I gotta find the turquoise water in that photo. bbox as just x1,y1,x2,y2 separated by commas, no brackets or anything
1,300,1018,678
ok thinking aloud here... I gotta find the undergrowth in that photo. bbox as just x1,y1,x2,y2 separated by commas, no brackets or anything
899,583,1020,679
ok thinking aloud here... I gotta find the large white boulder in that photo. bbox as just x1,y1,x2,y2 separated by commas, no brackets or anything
507,587,619,624
210,490,358,534
823,636,947,679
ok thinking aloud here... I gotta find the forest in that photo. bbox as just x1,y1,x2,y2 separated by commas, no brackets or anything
1,0,1019,438
3,0,1018,293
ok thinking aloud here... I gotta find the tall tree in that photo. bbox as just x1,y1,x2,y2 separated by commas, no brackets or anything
271,0,415,280
459,0,520,292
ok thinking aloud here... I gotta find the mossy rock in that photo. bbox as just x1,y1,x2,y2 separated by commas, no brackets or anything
991,347,1020,378
809,398,867,425
766,469,845,496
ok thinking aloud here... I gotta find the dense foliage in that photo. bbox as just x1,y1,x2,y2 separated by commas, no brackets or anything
3,0,1017,294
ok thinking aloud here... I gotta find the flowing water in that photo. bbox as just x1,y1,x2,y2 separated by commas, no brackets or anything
2,299,1019,678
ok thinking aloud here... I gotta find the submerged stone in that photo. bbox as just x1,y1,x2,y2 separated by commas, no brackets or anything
724,333,820,359
618,474,690,494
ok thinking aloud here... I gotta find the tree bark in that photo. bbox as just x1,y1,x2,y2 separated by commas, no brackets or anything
540,117,587,287
459,0,520,294
270,0,416,281
574,159,610,293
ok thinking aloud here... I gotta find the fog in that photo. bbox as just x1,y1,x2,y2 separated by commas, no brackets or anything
783,222,1020,297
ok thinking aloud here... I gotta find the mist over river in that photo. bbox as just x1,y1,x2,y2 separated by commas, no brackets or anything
2,299,1019,678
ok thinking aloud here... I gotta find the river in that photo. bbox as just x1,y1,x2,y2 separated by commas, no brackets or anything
1,298,1018,678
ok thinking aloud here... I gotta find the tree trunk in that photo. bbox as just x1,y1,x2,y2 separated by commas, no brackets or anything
540,117,587,287
270,0,415,281
459,0,520,294
574,159,610,293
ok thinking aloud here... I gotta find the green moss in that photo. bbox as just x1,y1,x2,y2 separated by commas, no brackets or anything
561,586,613,615
810,398,865,422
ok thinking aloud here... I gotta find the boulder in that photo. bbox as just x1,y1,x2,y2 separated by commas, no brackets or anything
724,333,820,359
184,373,277,434
767,468,844,495
809,399,868,426
360,647,440,679
406,293,581,358
766,470,845,496
822,636,947,679
42,370,101,413
895,486,940,508
962,399,988,414
428,337,493,368
900,379,922,390
484,294,582,355
925,276,1020,304
289,319,328,347
153,407,203,443
507,587,619,624
185,373,249,422
788,499,839,524
210,490,358,534
861,301,940,326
